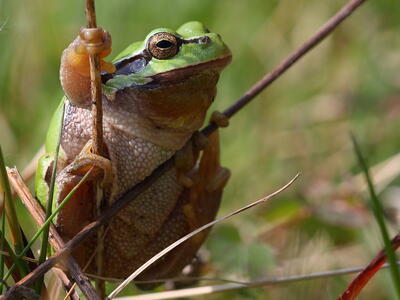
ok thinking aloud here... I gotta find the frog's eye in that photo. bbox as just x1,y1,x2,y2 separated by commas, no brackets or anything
148,32,179,60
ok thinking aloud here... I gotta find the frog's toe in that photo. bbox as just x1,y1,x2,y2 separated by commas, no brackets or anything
100,60,116,73
72,153,113,189
178,173,194,188
174,143,195,172
210,111,229,128
206,167,231,193
75,27,113,64
65,141,113,189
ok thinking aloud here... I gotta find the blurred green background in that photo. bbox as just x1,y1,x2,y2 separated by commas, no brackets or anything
1,0,400,299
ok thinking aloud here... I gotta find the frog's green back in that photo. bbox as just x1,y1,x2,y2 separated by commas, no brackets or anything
35,98,66,206
45,99,66,155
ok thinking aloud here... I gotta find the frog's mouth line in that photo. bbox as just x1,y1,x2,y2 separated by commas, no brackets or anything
147,55,232,84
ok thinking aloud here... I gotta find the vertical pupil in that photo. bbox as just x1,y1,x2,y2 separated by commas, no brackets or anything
156,40,173,48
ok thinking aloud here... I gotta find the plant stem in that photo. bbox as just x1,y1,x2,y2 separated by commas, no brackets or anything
35,103,65,294
348,134,400,299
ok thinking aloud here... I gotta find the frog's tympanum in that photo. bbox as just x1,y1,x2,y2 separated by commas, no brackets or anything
35,22,231,286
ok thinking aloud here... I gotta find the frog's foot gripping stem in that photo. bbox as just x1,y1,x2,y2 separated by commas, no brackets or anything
60,27,115,107
75,27,116,73
174,130,213,188
56,140,113,192
182,131,230,232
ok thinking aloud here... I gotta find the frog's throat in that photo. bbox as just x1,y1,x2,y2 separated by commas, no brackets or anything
102,71,220,151
147,55,231,85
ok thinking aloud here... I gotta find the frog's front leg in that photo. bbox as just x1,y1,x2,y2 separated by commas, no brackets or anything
60,27,115,107
56,140,113,198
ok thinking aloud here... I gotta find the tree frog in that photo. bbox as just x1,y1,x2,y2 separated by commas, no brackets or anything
35,21,231,286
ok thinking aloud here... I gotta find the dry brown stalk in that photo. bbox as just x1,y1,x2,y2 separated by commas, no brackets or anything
6,168,97,300
85,0,106,297
337,233,400,300
85,0,104,157
2,0,366,297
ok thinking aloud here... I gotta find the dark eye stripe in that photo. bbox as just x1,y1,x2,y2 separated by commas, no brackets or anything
114,57,148,75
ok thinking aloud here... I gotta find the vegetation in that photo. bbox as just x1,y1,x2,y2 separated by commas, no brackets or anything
1,0,400,298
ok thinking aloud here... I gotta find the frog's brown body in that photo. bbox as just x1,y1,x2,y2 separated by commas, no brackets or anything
57,84,222,280
38,23,231,285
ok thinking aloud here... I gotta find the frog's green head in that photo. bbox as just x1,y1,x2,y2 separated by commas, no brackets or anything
103,21,231,91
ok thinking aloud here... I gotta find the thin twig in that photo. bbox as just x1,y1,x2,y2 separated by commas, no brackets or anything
52,268,80,300
202,0,366,136
6,168,96,300
107,174,299,299
85,1,106,297
113,261,400,300
85,0,104,156
2,0,366,293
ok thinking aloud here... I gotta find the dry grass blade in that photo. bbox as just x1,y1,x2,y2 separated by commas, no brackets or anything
352,152,400,194
113,261,400,300
106,173,300,299
0,147,29,280
0,147,24,254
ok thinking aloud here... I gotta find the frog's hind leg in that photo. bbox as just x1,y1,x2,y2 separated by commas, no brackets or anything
54,140,113,272
136,130,230,288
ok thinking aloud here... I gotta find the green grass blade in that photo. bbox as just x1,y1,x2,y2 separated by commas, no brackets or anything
35,103,65,293
2,167,93,282
0,206,5,293
351,133,400,298
0,227,29,289
0,146,29,277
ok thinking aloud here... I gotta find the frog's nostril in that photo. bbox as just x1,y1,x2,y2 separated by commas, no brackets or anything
198,36,211,45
